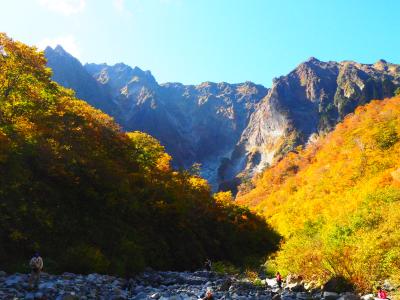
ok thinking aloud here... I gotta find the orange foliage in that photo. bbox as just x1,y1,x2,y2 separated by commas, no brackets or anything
238,96,400,291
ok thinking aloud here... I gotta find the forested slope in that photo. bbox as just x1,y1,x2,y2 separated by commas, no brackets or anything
0,33,280,275
238,95,400,290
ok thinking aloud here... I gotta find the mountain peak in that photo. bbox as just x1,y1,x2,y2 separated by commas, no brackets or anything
54,44,65,52
306,56,320,63
374,59,389,71
44,45,72,58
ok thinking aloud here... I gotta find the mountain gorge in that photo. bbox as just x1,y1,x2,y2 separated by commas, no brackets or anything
2,32,400,295
45,45,268,187
45,46,400,192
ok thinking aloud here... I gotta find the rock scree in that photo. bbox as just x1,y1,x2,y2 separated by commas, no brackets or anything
0,270,362,300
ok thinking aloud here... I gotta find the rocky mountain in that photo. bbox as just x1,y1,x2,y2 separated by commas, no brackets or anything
44,46,117,115
220,58,400,192
44,47,400,191
45,46,268,187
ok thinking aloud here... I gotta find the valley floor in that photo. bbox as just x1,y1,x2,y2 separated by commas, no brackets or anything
0,270,376,300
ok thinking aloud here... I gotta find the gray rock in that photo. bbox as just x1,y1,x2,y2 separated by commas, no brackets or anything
150,292,161,299
297,292,313,300
323,291,340,300
360,294,375,300
273,294,282,300
25,292,35,300
337,292,360,300
5,274,23,286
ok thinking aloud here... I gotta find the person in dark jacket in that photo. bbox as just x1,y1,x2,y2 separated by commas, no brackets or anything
204,259,212,271
29,252,43,289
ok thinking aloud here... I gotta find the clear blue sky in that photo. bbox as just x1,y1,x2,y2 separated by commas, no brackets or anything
1,0,399,86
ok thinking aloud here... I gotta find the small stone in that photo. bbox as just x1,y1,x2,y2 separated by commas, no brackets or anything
150,292,161,299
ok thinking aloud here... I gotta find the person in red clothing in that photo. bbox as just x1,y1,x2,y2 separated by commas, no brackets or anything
276,272,283,288
377,286,388,299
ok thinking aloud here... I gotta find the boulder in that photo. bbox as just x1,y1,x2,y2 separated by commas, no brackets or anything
150,292,161,299
337,292,360,300
323,277,354,293
288,283,305,292
273,294,282,300
25,292,35,300
296,292,313,300
323,291,340,300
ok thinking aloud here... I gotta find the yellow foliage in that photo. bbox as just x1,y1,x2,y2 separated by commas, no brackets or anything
238,96,400,291
214,191,234,204
189,176,210,192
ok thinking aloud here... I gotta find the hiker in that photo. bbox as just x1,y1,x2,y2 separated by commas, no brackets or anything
276,271,283,288
200,289,214,300
29,252,43,289
204,258,212,271
377,286,388,299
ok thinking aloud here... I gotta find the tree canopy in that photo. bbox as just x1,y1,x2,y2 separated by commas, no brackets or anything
0,33,280,275
237,95,400,291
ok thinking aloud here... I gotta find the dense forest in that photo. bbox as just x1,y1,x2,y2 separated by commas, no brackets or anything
237,95,400,291
0,33,280,275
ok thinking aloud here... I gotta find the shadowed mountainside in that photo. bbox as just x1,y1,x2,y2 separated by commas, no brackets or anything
45,48,400,193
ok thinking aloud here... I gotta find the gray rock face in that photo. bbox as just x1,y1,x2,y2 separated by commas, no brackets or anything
45,47,400,191
45,46,267,188
221,58,400,193
45,46,117,116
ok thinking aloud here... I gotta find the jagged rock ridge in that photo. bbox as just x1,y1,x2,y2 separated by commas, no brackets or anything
44,47,400,191
220,57,400,193
45,46,268,187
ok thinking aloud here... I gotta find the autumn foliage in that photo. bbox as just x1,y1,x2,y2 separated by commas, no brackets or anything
0,33,280,275
237,95,400,291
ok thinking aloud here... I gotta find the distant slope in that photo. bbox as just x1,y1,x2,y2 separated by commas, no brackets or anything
237,96,400,290
0,33,280,275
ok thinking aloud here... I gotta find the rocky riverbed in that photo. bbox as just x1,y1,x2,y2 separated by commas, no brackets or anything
0,270,381,300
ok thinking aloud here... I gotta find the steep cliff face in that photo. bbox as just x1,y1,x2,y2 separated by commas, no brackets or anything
44,46,117,115
45,46,268,187
84,62,268,184
220,58,400,192
45,47,400,191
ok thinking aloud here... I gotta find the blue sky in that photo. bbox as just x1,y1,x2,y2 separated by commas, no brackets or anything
1,0,400,86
